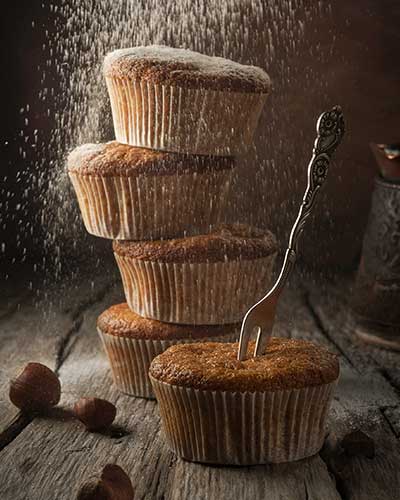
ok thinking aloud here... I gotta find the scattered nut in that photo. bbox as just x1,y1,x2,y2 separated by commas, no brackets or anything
77,480,108,500
77,464,133,500
341,429,375,458
74,397,116,432
101,465,134,499
9,362,61,414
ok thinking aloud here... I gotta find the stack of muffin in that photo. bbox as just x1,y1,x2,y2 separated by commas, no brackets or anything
68,46,340,466
68,46,277,399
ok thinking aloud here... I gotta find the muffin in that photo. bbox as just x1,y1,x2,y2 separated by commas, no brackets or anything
97,303,239,398
113,224,278,324
103,45,271,155
68,142,234,240
150,339,339,465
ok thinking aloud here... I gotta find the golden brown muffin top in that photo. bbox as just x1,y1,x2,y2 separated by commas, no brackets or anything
149,339,339,392
97,303,239,340
67,141,234,177
113,224,278,263
103,45,271,93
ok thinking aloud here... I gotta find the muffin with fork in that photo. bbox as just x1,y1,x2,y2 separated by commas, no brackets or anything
149,339,339,465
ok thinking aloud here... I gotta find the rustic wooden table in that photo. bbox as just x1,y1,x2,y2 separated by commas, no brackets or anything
0,272,399,500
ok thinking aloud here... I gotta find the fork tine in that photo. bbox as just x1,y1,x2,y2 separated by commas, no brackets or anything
254,327,272,358
238,313,257,361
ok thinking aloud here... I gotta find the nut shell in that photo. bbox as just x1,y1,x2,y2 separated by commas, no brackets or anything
77,480,108,500
101,465,134,499
9,362,61,414
74,398,116,431
76,464,133,500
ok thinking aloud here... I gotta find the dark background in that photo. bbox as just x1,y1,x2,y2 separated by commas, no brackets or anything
1,1,400,286
0,3,59,279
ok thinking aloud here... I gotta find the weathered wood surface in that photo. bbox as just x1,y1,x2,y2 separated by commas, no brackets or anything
0,273,399,500
0,275,116,443
306,277,400,500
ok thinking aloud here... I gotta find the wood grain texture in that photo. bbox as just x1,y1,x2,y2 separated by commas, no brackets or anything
0,283,340,500
0,275,399,499
0,275,116,442
306,276,400,434
305,276,400,500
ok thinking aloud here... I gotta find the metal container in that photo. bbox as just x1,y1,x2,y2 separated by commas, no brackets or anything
352,176,400,350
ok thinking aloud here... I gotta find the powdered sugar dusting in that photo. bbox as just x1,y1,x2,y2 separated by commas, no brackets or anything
103,45,271,87
67,143,105,169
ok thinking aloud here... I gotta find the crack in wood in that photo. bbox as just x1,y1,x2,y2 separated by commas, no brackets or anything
152,454,163,499
379,368,400,396
0,413,33,453
146,451,174,500
379,407,400,439
168,454,178,469
55,280,115,372
318,451,348,500
303,479,310,500
303,291,357,370
54,315,84,374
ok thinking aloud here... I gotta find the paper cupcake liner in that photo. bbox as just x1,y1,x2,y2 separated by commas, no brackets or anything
98,328,239,399
69,169,233,240
106,76,267,155
114,254,276,324
151,377,337,464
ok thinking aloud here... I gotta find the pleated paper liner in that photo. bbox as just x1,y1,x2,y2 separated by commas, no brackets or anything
151,376,337,465
98,328,239,399
69,168,233,240
106,76,267,155
114,254,277,324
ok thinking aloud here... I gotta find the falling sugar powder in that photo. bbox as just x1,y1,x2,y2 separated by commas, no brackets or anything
3,0,335,287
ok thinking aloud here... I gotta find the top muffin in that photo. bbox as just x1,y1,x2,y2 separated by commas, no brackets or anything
103,45,271,93
104,45,271,155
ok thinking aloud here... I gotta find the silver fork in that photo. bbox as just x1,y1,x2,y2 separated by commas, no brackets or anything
237,106,345,361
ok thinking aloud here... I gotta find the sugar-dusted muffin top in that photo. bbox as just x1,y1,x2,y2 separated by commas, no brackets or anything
149,339,339,392
103,45,271,93
67,141,234,177
113,224,278,263
98,303,239,340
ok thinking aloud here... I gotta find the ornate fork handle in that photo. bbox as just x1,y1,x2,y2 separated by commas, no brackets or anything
270,106,345,297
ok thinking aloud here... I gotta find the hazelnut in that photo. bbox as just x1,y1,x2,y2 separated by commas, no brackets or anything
341,429,375,458
77,480,108,500
9,362,61,414
74,397,116,432
77,464,133,500
101,465,134,499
